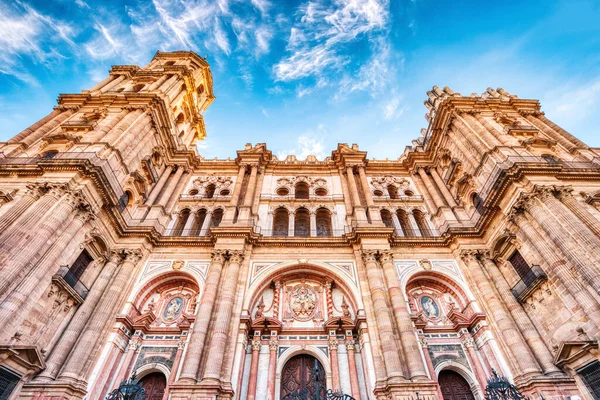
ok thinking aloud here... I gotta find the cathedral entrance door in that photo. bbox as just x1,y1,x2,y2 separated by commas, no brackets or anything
280,354,327,399
139,372,167,400
438,370,475,400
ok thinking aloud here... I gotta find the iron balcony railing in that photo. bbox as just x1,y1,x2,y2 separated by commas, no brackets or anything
53,265,90,301
258,229,349,238
511,264,547,303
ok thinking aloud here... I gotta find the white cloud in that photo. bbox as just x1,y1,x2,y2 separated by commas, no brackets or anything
278,125,329,160
261,107,268,117
274,0,389,83
383,95,405,120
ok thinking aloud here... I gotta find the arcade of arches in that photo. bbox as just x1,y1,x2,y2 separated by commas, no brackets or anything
1,51,596,400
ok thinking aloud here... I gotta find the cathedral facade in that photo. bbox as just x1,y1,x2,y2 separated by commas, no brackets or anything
0,51,599,400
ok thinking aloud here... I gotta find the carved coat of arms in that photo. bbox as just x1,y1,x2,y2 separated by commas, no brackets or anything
288,283,317,321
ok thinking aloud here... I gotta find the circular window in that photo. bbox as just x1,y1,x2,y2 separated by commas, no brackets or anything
373,190,384,197
188,189,199,196
277,187,290,196
220,189,230,196
315,188,328,196
404,190,414,197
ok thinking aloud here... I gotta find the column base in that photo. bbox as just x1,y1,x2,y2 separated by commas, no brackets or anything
514,374,580,398
169,379,234,400
375,380,441,400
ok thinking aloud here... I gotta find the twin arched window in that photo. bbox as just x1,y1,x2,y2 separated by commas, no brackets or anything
295,182,310,199
379,209,431,237
271,207,333,237
170,208,222,236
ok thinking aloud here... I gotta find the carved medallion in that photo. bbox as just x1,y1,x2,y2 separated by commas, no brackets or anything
288,283,317,321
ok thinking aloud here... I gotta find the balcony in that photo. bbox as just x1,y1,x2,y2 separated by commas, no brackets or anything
52,266,89,304
511,264,547,303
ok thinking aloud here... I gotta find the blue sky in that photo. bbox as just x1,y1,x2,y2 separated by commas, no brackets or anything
0,0,599,160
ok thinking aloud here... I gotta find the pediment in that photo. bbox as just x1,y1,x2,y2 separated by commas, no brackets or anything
554,340,598,366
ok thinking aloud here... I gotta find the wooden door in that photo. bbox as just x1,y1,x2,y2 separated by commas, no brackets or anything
439,370,475,400
280,354,326,398
139,372,166,400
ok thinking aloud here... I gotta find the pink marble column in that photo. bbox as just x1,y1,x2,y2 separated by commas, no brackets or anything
0,184,41,233
163,339,186,400
461,335,488,390
379,251,428,380
266,337,278,400
345,339,361,399
346,166,366,221
420,337,443,400
329,338,341,391
360,250,403,379
178,250,227,382
59,248,143,382
37,252,122,380
556,188,600,239
201,250,245,382
246,338,262,400
113,336,141,388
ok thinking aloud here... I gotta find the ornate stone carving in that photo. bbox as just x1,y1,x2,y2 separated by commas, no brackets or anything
288,282,317,321
211,249,227,264
228,250,245,264
251,339,261,351
172,259,185,270
345,339,356,351
269,338,278,351
328,339,339,351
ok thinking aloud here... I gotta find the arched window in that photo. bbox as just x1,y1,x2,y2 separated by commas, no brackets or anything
273,208,289,237
172,209,190,236
164,61,175,66
40,150,58,159
210,209,223,228
118,191,131,211
380,210,394,228
176,113,185,125
413,209,430,237
190,208,207,235
132,83,145,92
294,208,310,237
472,193,485,214
316,208,332,237
205,184,216,199
541,154,558,163
295,182,310,199
387,185,398,199
197,84,205,95
397,209,413,236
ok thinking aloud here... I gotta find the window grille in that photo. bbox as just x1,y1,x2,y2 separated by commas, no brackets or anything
578,361,600,399
0,366,20,400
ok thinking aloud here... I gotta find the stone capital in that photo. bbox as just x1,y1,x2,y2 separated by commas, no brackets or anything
328,339,339,351
178,340,186,350
24,183,44,199
419,337,428,348
211,249,227,264
461,336,475,348
122,248,144,264
345,339,356,351
378,250,394,264
361,250,379,264
108,250,123,264
459,249,480,263
251,339,261,351
552,185,574,200
227,250,245,264
268,338,278,351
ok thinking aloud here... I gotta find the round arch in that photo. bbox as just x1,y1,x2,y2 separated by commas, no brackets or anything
127,270,201,311
135,363,170,381
435,361,483,400
276,346,333,400
245,262,362,312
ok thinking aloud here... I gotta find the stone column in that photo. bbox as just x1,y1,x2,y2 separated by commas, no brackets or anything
509,211,600,328
379,251,428,380
417,168,445,208
113,336,141,387
460,250,542,377
37,252,122,380
480,254,561,375
266,337,278,400
147,75,169,91
461,335,487,389
238,165,258,222
164,339,186,399
524,114,574,151
0,204,93,331
165,170,190,212
0,184,41,233
157,165,186,207
225,165,247,222
178,250,227,382
407,212,422,237
246,338,261,400
411,172,437,216
88,109,130,142
542,188,600,262
472,113,511,145
360,251,403,380
429,168,458,208
199,210,212,236
357,166,381,224
182,210,197,236
22,109,75,147
329,338,341,391
101,109,144,143
0,185,79,295
420,337,444,400
346,166,367,221
201,250,245,382
288,211,295,237
310,210,317,237
519,192,600,291
452,118,487,155
59,248,143,381
345,339,361,399
457,113,496,148
100,75,126,92
538,114,587,148
145,165,173,206
556,188,600,239
391,212,404,236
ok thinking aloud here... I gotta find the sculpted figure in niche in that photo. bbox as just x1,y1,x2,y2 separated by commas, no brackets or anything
165,297,183,320
421,296,439,318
